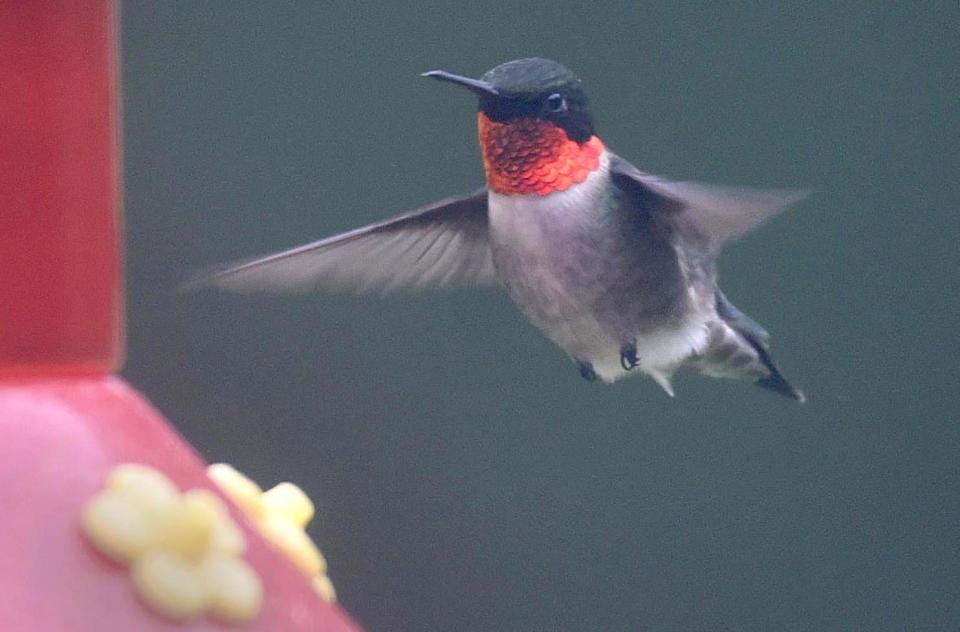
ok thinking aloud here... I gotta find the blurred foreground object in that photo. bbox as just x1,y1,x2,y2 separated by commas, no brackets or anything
0,0,120,375
82,463,263,624
209,464,338,603
0,2,360,629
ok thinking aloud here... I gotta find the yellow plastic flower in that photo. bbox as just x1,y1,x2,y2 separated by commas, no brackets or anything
81,463,263,624
207,463,336,602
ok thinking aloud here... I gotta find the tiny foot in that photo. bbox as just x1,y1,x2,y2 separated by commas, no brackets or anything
620,340,639,371
577,361,597,382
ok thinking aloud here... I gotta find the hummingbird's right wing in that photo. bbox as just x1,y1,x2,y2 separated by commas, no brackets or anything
609,155,809,255
188,189,495,293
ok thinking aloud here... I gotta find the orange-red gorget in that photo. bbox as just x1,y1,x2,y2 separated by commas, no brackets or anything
478,112,605,196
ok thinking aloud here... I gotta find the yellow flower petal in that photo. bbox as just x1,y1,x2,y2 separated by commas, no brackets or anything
107,463,179,521
200,553,264,624
81,490,153,563
260,514,326,576
155,491,218,561
208,463,264,517
209,514,247,556
312,574,337,603
261,482,315,528
132,550,209,621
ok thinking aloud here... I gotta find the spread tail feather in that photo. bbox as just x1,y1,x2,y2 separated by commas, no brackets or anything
696,293,805,402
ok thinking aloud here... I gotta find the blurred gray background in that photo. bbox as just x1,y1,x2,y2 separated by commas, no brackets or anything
121,3,959,631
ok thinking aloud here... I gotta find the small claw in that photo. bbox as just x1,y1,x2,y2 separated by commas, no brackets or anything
620,340,639,371
651,372,675,397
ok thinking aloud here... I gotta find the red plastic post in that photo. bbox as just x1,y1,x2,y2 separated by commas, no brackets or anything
0,0,122,376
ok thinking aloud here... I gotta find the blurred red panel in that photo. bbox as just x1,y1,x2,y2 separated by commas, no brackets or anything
0,0,122,375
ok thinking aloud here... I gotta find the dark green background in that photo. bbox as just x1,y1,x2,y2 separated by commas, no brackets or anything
122,3,959,630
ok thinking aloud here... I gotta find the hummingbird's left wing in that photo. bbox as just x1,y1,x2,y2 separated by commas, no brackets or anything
188,189,495,293
609,155,809,254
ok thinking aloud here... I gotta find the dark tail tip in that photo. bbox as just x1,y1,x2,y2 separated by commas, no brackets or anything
744,332,806,403
756,373,806,403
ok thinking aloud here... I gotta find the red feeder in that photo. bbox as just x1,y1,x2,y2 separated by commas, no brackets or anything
0,2,361,630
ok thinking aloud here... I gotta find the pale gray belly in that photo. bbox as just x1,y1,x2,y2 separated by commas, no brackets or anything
487,177,710,382
492,225,615,363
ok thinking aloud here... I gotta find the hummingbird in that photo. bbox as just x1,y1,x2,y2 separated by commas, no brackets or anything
195,57,807,401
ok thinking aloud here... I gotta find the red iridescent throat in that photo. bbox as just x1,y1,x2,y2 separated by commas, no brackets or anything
478,112,605,196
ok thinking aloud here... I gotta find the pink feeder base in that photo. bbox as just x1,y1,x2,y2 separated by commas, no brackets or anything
0,377,361,631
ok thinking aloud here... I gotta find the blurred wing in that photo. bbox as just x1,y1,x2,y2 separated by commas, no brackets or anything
190,188,495,293
610,155,809,253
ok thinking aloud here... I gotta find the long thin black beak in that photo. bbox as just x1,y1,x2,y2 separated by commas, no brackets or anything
421,70,499,97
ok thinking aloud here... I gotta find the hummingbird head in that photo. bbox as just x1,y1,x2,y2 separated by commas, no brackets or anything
424,58,605,196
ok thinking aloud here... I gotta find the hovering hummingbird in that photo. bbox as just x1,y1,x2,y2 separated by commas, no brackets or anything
195,58,807,401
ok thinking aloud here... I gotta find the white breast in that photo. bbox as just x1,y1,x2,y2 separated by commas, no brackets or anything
487,155,618,373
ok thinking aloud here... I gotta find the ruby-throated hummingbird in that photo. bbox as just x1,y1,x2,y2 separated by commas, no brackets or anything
195,58,807,401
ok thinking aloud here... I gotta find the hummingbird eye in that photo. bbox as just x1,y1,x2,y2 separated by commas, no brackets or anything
545,93,567,113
